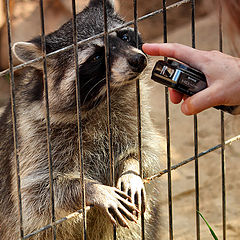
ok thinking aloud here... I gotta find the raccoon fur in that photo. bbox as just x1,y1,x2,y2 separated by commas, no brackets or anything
0,0,165,239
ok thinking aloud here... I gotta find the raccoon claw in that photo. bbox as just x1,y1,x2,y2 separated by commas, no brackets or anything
117,173,146,216
87,183,138,228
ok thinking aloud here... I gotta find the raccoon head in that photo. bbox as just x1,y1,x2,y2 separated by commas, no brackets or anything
13,0,147,119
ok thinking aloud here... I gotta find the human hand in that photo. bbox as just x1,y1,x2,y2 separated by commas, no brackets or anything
143,43,240,115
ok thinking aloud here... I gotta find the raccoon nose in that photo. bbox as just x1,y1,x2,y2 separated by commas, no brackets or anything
128,53,147,73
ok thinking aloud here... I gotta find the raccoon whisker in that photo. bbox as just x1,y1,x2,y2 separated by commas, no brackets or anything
82,78,106,105
81,77,98,89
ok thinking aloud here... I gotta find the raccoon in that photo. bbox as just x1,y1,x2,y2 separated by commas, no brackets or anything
0,0,165,239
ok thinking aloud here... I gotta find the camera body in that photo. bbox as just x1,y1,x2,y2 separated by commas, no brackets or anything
151,59,207,96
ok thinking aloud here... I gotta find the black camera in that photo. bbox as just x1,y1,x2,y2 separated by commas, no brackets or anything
151,59,207,96
151,59,237,114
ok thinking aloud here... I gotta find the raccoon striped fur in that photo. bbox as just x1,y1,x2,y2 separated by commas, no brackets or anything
0,0,165,239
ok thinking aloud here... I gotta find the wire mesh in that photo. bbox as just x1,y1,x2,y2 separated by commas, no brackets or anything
4,0,24,239
162,1,174,239
71,0,87,239
190,1,201,239
1,0,239,239
39,1,56,239
218,2,227,239
133,0,145,239
102,0,116,239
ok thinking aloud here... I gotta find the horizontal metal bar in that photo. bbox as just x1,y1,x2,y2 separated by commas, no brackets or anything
145,134,240,182
23,207,91,239
0,0,191,78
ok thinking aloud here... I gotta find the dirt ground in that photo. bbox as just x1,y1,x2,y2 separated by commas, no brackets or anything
148,13,240,240
0,2,240,240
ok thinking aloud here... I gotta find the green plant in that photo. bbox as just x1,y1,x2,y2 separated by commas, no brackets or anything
197,211,219,240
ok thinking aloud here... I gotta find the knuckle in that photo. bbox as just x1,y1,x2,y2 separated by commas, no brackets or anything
210,50,220,55
169,43,179,57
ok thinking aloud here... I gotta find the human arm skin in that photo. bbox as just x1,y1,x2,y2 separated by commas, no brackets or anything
143,43,240,115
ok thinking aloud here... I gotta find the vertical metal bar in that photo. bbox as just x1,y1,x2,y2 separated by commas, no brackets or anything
191,1,200,239
102,1,116,239
218,2,226,239
133,0,145,239
39,0,56,239
5,0,24,239
163,1,173,239
71,1,87,239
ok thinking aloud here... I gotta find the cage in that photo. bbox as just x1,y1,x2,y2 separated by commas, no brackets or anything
0,0,240,239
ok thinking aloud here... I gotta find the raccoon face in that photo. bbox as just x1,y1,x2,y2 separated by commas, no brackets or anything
13,0,147,116
78,29,147,108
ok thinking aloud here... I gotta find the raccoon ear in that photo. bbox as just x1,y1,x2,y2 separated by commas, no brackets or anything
89,0,115,10
13,42,43,68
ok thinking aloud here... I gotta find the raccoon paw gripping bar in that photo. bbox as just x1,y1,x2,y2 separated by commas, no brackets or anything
151,59,238,114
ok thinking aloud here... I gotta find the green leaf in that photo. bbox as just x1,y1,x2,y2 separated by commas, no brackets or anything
197,211,218,240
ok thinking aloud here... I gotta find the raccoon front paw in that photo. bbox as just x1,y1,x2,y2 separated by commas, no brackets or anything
117,173,146,215
87,183,139,228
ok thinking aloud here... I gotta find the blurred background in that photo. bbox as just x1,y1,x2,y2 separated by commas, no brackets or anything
1,1,240,239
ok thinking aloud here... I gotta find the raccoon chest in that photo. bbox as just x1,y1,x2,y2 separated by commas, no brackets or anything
83,132,137,185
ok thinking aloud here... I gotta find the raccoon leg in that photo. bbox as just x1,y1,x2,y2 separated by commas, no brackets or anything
116,159,146,215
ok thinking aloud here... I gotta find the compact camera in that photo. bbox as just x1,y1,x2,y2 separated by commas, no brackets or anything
151,59,207,96
151,59,237,114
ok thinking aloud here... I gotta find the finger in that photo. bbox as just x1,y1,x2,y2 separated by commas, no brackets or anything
115,188,131,201
169,88,184,104
107,207,117,226
181,85,221,115
113,208,130,228
119,198,140,213
142,43,206,71
118,206,137,223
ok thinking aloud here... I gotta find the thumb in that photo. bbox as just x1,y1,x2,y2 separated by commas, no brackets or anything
181,86,221,115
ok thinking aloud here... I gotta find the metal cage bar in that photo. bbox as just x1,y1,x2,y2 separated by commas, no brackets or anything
2,1,240,239
71,0,87,239
102,0,116,239
162,1,174,240
39,0,56,239
133,0,145,239
4,0,24,239
191,1,200,239
218,2,227,239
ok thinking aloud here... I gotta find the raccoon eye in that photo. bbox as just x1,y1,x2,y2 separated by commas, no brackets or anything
93,55,101,61
91,53,103,63
121,33,130,42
